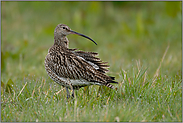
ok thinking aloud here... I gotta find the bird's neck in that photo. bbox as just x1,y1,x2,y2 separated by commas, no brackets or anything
54,35,69,48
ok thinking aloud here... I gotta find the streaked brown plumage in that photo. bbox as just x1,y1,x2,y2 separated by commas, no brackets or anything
45,24,118,98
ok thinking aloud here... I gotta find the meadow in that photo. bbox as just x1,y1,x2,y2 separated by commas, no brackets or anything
1,1,182,122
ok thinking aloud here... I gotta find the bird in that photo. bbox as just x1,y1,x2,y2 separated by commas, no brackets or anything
45,24,118,98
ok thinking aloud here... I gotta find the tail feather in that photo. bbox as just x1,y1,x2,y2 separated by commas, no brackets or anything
105,83,116,89
106,78,118,89
107,79,118,84
109,76,115,80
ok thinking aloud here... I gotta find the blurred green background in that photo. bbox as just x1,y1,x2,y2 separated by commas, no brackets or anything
1,1,182,122
1,1,181,85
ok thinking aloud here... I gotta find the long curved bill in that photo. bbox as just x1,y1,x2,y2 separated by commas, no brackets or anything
70,30,97,45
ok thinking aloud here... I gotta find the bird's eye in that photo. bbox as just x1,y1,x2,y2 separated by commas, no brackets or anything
63,27,66,29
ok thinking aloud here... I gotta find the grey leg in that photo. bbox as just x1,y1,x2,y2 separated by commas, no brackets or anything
67,78,75,98
71,89,74,98
66,87,70,99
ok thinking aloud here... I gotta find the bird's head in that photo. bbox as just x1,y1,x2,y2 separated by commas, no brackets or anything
54,24,97,45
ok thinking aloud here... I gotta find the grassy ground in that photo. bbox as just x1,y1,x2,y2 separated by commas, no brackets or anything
1,1,182,122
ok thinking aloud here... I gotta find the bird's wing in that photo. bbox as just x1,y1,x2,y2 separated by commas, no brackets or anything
46,47,117,86
69,49,110,73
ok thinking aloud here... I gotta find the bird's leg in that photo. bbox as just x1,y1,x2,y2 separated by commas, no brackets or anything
71,89,74,98
67,78,75,98
66,87,70,99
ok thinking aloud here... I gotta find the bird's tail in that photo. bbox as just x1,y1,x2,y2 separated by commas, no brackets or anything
105,76,118,89
105,82,118,89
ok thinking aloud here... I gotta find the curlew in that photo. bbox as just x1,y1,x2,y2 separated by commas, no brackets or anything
45,24,118,98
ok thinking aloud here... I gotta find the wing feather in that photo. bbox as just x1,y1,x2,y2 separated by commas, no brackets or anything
72,49,109,73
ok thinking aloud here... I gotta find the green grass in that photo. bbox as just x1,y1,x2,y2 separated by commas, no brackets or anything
1,1,182,122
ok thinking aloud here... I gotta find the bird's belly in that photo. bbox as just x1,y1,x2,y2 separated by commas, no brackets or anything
56,76,102,89
58,76,92,86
